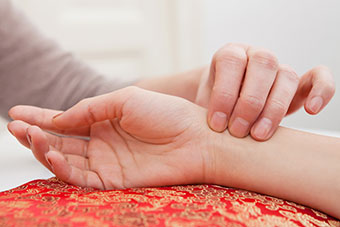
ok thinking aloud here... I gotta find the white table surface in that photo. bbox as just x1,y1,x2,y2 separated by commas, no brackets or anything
0,123,339,192
0,129,53,192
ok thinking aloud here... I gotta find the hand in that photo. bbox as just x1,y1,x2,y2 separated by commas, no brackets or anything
195,43,335,141
8,87,214,190
8,88,340,218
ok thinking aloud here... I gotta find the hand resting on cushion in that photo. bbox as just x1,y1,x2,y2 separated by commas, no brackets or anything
8,87,216,189
8,86,340,219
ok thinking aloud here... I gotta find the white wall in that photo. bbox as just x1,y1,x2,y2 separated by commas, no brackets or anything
13,0,180,79
201,0,340,132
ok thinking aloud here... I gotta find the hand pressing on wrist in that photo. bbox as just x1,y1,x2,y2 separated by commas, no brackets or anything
8,87,217,189
8,86,340,218
195,43,335,141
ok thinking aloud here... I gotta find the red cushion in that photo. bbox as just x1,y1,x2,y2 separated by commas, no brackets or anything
0,178,338,226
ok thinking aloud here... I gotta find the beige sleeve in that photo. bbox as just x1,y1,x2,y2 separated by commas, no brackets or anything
0,0,135,120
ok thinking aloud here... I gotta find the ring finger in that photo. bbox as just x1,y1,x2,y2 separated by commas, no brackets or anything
251,65,299,141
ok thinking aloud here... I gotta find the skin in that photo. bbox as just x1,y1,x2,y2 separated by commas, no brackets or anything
8,86,340,219
8,87,211,189
137,43,335,141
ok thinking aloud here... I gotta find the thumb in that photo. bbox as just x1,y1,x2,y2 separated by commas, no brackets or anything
52,86,137,129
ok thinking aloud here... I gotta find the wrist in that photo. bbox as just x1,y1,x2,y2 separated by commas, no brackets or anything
204,129,249,186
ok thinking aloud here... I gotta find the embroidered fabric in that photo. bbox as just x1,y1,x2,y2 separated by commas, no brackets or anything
0,178,339,226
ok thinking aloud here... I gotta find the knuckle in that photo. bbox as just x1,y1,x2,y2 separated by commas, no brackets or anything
250,50,279,70
86,103,97,125
116,86,141,106
212,87,236,103
310,65,334,80
214,47,247,67
314,64,330,72
286,72,299,84
123,86,140,96
224,43,238,48
224,42,245,49
39,109,47,127
309,65,335,94
240,95,265,111
279,64,295,75
30,125,40,132
279,64,299,83
78,98,91,106
268,99,287,114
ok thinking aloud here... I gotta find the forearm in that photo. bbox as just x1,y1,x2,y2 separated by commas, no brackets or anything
210,127,340,218
0,0,133,119
135,67,206,102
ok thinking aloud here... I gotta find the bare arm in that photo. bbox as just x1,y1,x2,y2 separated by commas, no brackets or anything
135,67,205,102
210,127,340,219
8,87,340,218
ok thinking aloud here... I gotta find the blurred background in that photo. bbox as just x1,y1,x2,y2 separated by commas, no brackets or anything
9,0,340,131
0,0,339,190
8,0,339,131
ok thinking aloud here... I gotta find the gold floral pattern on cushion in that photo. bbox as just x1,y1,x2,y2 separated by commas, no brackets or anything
0,178,339,226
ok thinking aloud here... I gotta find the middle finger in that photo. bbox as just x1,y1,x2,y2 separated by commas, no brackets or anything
229,48,279,138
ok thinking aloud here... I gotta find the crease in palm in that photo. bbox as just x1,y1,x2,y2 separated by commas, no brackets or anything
8,88,209,190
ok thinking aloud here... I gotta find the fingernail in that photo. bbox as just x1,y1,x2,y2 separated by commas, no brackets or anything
26,132,32,145
45,154,54,171
53,112,63,120
230,117,250,137
309,96,323,113
253,118,272,140
45,155,52,166
209,112,228,132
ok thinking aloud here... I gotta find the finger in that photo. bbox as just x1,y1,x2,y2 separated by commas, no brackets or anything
229,48,279,138
26,125,52,171
7,120,31,148
45,150,105,189
29,129,88,169
207,44,248,132
9,105,90,136
27,125,95,186
251,65,299,141
287,65,335,115
52,86,136,129
8,120,89,156
44,132,89,156
53,86,198,140
8,121,51,168
25,123,88,171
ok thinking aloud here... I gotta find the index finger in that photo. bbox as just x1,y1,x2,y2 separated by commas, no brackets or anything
9,105,90,136
208,44,248,132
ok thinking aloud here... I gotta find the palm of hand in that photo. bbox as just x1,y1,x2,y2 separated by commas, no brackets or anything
87,117,205,190
9,88,210,190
